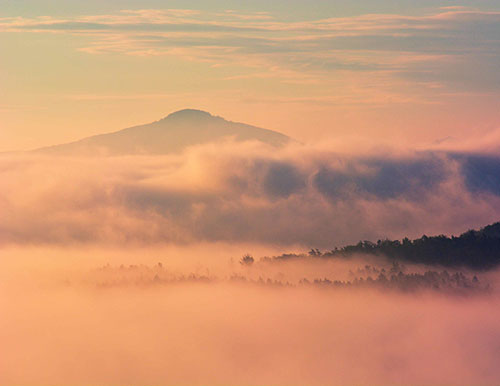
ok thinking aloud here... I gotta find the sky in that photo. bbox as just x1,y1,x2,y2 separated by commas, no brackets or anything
1,0,499,151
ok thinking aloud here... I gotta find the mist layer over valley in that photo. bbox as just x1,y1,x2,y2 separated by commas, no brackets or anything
3,244,500,386
4,113,500,248
3,111,500,385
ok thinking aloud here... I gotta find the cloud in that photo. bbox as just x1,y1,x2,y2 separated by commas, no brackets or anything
2,141,500,248
1,8,499,93
313,154,447,200
458,154,500,195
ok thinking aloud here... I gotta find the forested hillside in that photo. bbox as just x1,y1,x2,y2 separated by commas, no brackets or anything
272,222,500,270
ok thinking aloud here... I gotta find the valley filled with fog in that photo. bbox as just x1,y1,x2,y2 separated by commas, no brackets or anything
2,243,500,385
3,115,500,385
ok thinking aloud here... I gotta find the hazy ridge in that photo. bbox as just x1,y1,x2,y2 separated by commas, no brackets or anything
34,109,291,156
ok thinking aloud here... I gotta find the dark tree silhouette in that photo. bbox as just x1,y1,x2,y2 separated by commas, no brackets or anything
272,222,500,270
240,254,255,266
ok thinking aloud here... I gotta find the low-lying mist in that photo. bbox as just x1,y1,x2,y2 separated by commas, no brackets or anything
2,245,500,386
3,141,500,385
3,141,500,248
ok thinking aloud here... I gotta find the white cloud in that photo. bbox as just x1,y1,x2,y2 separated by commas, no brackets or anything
2,141,500,247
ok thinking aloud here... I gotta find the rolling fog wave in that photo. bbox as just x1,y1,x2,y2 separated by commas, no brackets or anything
2,142,500,248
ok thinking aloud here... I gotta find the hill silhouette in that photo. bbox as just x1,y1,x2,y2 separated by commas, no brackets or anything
35,109,290,155
271,222,500,270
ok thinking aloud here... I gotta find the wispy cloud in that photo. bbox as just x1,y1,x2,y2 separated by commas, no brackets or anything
2,8,498,94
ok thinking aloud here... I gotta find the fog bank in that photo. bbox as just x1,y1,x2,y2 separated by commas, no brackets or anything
2,246,500,386
2,142,500,248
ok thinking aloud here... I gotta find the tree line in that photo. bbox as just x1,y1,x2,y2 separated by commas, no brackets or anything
273,222,500,270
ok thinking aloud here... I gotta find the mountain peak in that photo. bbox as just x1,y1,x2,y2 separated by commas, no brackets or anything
34,109,291,155
164,109,215,121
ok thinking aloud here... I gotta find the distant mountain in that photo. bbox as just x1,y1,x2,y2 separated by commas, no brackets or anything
34,109,291,155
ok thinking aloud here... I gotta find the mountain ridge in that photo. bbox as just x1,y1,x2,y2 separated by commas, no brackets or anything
33,109,291,156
